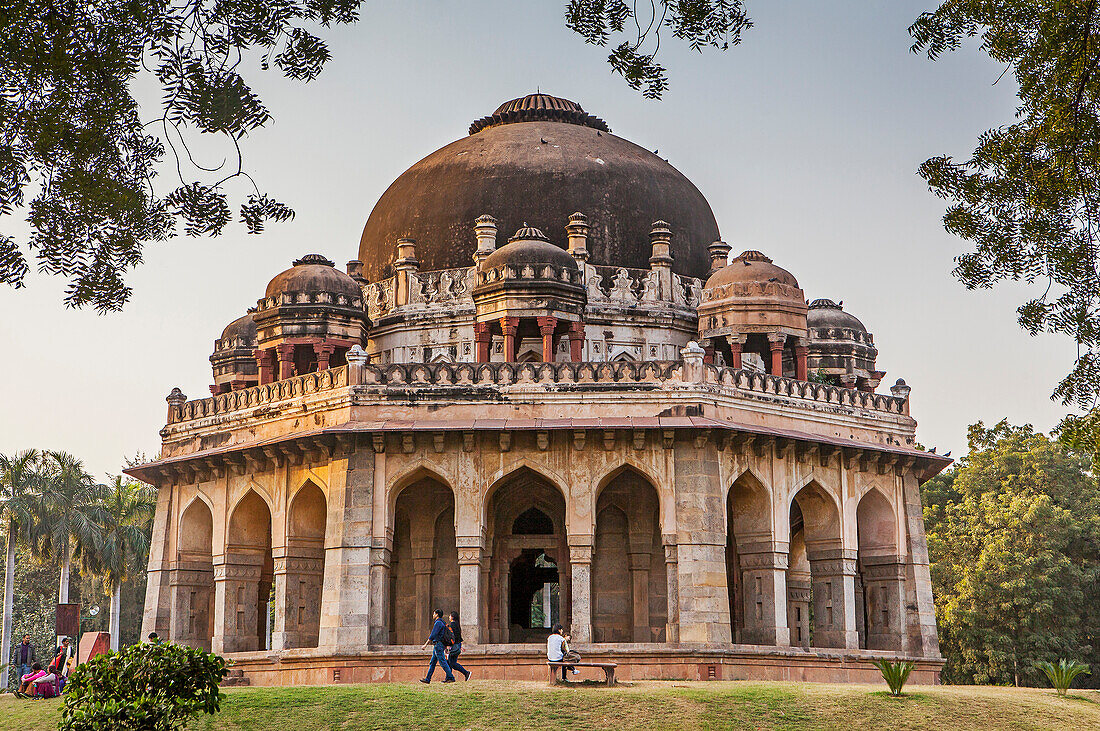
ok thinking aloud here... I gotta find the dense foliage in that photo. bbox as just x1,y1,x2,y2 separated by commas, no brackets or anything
922,420,1100,686
1,0,750,311
59,642,227,730
910,2,1100,450
1,451,152,690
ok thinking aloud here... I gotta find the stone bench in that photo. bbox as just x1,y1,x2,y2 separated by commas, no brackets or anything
548,661,618,686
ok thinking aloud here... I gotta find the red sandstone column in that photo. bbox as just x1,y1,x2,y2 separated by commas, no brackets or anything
276,343,296,380
313,341,336,371
474,322,491,362
537,316,557,362
254,348,275,385
568,321,585,362
726,335,745,369
500,316,519,362
795,342,809,381
702,346,715,365
768,335,785,376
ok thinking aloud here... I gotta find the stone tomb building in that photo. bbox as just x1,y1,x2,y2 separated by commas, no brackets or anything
128,94,950,684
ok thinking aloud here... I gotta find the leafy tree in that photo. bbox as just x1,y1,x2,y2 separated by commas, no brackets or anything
33,452,106,605
922,420,1100,687
909,2,1100,451
0,449,43,690
59,642,227,730
81,476,155,652
565,0,750,98
2,0,748,311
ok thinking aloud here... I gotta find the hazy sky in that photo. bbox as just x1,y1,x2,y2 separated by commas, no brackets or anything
0,1,1076,481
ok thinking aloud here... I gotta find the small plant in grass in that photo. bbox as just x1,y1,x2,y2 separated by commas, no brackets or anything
59,642,228,730
872,658,915,697
1036,659,1090,696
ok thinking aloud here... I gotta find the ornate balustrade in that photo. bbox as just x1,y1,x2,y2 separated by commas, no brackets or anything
171,367,349,423
168,359,907,425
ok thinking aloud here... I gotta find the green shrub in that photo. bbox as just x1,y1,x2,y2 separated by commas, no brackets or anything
872,658,915,697
1036,659,1090,696
59,642,227,730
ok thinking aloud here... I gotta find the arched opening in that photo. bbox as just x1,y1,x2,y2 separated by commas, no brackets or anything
725,472,780,645
389,475,457,644
790,481,851,649
281,482,327,649
222,490,273,652
857,488,904,651
486,468,568,643
593,468,666,642
172,499,214,649
786,527,811,648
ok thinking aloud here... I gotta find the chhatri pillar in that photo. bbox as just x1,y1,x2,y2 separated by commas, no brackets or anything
537,316,558,362
768,334,785,377
474,322,491,363
568,321,585,362
500,316,519,362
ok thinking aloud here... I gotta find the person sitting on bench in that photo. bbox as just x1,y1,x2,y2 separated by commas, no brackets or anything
547,624,580,680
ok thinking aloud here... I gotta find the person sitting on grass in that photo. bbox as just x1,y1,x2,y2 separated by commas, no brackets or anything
15,662,45,698
547,625,580,681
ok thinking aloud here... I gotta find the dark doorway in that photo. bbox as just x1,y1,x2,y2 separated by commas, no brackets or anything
508,550,559,643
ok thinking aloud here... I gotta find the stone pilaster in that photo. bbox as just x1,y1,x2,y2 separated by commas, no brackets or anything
318,445,375,651
673,440,732,644
628,550,651,642
271,552,324,650
140,480,174,641
737,549,790,646
901,471,940,657
807,550,859,649
662,538,680,643
568,540,593,643
212,557,264,654
457,539,484,644
168,567,213,651
861,555,907,652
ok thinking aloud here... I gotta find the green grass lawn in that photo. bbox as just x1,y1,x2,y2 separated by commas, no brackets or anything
3,681,1099,730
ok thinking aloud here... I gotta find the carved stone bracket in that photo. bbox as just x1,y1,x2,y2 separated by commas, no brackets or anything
462,431,476,452
372,433,386,454
573,429,586,451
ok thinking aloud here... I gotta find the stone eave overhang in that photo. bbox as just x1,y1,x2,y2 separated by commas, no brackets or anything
125,415,951,486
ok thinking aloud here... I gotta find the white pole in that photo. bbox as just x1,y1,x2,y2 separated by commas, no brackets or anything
109,585,122,651
1,523,16,690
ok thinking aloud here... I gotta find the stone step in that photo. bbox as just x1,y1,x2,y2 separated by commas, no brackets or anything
220,676,251,687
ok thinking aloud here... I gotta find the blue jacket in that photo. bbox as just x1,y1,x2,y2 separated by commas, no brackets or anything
427,618,447,644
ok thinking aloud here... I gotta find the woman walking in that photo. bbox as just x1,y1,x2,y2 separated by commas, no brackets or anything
448,612,472,681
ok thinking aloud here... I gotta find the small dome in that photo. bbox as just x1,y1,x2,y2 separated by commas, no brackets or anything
808,299,867,332
705,250,800,290
469,93,611,135
220,311,257,343
264,254,362,299
482,226,579,271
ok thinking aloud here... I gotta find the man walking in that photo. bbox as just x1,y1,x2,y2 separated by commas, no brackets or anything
419,609,456,684
16,635,36,680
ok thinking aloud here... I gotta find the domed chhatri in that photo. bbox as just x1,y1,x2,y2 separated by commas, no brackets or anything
209,310,258,394
264,253,363,300
359,93,720,281
806,298,882,390
481,224,579,271
129,92,946,690
698,250,809,377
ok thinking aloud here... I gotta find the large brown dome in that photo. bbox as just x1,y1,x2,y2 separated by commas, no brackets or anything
358,94,720,282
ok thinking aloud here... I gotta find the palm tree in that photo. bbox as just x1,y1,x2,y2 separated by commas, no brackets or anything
84,476,156,651
0,450,43,690
34,451,105,606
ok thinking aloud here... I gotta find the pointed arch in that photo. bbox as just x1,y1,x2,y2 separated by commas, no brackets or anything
387,462,455,519
178,497,214,557
856,487,898,557
594,461,669,534
484,460,570,521
227,489,273,550
790,479,841,551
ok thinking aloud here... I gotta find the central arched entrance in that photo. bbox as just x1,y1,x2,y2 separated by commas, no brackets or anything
389,473,458,645
486,468,568,643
